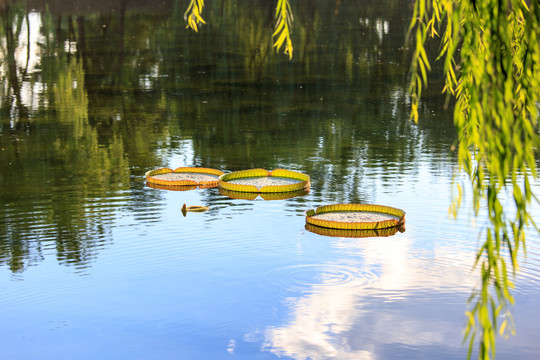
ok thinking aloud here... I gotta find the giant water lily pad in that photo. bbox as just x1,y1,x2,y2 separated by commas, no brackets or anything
218,169,310,193
219,187,309,200
305,204,405,230
145,167,224,189
145,182,198,191
305,223,402,238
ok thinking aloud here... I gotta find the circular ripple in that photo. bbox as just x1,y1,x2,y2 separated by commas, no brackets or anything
267,264,377,292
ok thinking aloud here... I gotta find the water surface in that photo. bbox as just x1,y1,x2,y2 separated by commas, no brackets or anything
1,1,539,359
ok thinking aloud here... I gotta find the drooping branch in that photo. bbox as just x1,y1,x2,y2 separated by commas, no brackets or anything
408,1,540,359
184,0,206,32
272,0,294,59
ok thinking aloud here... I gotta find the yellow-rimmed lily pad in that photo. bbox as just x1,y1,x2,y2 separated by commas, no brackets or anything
305,223,403,238
145,167,224,189
305,204,405,230
219,187,309,200
146,182,198,191
218,168,310,193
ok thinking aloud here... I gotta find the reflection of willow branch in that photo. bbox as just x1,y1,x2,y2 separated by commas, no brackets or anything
50,56,126,268
0,231,43,273
76,15,88,74
112,0,126,90
300,0,316,68
1,5,28,127
67,15,75,43
333,0,342,17
247,1,274,81
21,13,30,78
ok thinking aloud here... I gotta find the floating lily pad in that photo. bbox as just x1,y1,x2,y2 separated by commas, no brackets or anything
218,168,310,193
146,182,198,191
305,204,405,230
305,223,403,238
145,167,224,189
219,187,309,200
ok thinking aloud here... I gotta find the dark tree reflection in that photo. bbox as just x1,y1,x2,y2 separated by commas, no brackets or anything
0,0,455,272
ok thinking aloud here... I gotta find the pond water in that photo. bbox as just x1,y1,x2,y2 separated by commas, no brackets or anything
1,1,539,359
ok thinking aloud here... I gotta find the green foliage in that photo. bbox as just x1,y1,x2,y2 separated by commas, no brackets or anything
183,0,295,58
272,0,294,59
409,0,540,359
184,0,206,32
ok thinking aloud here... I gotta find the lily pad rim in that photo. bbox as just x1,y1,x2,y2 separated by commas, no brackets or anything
305,222,401,238
218,168,310,193
305,203,406,230
145,166,225,187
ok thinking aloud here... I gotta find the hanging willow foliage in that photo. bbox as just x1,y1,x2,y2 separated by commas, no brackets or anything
272,0,294,59
409,1,540,359
184,0,205,32
183,0,294,58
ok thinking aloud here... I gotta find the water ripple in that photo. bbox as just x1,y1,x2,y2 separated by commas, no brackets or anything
266,264,377,293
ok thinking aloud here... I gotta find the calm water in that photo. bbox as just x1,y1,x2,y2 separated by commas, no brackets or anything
1,1,539,359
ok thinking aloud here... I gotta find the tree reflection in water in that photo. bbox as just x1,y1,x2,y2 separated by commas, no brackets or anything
0,0,454,270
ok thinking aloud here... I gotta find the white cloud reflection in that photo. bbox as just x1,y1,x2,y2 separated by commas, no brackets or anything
260,235,478,360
